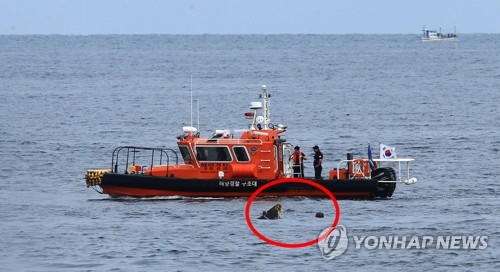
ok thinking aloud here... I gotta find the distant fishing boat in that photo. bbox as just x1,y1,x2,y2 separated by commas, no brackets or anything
421,26,458,41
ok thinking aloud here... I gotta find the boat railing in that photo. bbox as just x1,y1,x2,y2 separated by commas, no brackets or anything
111,146,179,175
336,158,417,184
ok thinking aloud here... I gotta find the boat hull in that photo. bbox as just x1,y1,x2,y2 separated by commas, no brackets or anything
99,173,395,199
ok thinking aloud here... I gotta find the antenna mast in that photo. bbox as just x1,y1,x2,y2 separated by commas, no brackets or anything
260,85,271,129
190,74,193,128
197,99,200,131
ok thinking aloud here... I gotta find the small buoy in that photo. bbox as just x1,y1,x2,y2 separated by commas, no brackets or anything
315,212,324,218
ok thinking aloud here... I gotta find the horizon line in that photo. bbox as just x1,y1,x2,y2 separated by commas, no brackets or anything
1,32,498,36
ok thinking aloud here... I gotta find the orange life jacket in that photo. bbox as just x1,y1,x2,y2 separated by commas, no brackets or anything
292,151,304,165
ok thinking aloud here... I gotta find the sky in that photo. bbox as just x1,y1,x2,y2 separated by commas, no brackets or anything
1,0,498,35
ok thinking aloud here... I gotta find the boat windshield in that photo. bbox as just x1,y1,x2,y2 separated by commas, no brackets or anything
195,146,232,162
233,146,250,162
178,146,192,163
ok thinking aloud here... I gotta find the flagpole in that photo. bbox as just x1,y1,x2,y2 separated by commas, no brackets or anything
368,143,372,171
379,141,382,159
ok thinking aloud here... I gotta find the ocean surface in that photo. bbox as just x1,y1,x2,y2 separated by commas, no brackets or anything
0,34,499,271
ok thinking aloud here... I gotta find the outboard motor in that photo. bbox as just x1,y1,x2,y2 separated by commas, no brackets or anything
371,167,397,198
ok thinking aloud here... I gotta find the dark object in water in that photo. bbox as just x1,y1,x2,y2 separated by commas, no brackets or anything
315,212,324,218
258,204,284,219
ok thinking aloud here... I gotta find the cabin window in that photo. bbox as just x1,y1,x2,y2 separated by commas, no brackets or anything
233,146,250,162
195,146,232,162
179,146,192,163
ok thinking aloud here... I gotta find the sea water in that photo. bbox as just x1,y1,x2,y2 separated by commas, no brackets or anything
0,34,499,271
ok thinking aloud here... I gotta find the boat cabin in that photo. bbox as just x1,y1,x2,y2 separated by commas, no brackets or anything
144,85,295,180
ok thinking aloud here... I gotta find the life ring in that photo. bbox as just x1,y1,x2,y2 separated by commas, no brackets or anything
351,159,370,179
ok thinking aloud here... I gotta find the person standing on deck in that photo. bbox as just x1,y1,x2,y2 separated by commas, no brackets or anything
312,145,323,179
291,146,306,177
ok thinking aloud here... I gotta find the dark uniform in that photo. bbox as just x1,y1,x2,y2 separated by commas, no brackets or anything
313,145,323,179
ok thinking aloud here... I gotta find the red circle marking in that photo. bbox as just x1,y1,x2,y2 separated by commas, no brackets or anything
245,178,340,248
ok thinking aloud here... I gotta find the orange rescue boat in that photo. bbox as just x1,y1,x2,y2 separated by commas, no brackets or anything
85,85,416,199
